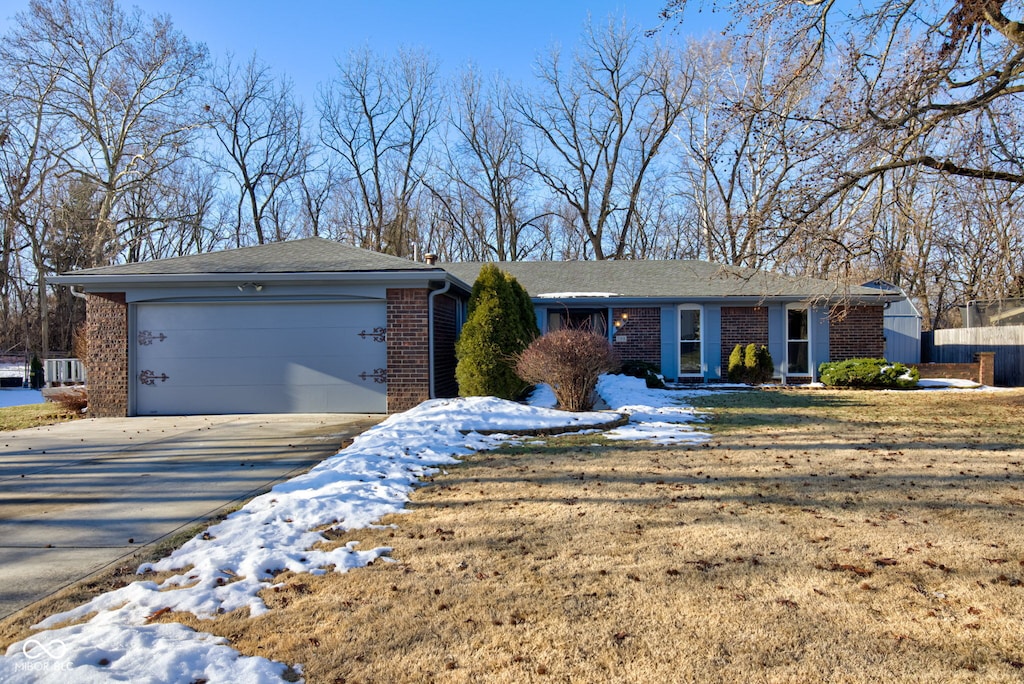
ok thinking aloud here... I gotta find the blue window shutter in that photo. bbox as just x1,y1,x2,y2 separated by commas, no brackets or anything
768,305,785,378
811,306,830,380
536,306,546,334
704,305,721,380
660,306,679,380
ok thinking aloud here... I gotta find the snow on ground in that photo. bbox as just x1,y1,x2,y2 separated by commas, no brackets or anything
597,374,712,445
0,391,637,683
0,361,43,408
917,378,983,389
0,362,26,379
0,389,43,408
0,374,1003,682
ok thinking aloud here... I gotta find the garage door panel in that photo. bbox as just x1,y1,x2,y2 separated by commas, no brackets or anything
137,379,387,414
139,302,382,329
140,356,383,386
135,302,388,415
138,328,382,360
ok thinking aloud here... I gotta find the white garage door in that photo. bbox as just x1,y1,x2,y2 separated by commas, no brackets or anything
134,301,387,414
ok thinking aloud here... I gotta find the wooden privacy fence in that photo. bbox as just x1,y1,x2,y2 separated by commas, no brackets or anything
930,325,1024,386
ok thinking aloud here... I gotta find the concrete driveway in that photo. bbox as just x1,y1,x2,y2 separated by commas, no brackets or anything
0,413,382,620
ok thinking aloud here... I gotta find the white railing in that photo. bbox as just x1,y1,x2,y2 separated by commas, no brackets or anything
45,358,86,386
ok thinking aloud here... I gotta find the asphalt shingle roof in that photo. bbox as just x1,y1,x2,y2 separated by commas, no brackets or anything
441,260,882,301
57,238,887,302
65,237,442,276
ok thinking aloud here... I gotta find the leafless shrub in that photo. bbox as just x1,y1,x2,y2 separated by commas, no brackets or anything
516,329,620,412
72,322,89,373
46,386,88,413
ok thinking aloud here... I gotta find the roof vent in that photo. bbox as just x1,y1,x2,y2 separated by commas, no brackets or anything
424,253,438,265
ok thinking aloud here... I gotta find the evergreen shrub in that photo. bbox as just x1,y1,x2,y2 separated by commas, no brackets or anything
818,358,919,389
455,264,539,399
727,344,744,382
619,360,665,389
29,354,44,390
727,343,774,384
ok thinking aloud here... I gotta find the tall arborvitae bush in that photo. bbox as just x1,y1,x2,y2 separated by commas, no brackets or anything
29,354,44,389
456,264,539,399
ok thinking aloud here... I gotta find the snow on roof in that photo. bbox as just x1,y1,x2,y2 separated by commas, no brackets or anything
536,291,621,298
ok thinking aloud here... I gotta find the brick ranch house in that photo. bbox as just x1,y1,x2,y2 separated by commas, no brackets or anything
52,237,898,417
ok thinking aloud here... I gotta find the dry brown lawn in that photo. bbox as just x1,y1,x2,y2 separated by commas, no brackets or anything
0,402,77,431
5,388,1024,682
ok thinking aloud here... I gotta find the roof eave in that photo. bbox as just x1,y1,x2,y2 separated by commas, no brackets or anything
50,270,466,290
530,293,896,305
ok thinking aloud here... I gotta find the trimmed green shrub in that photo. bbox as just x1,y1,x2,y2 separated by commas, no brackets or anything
746,344,774,384
728,343,774,384
618,360,665,389
818,358,919,389
456,264,539,399
29,354,44,390
516,328,621,411
727,344,744,382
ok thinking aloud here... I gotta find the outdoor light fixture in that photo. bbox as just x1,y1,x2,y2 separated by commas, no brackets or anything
236,282,264,292
614,311,629,329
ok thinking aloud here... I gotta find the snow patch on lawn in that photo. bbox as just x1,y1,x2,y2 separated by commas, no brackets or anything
2,395,622,682
597,374,712,445
0,372,1013,681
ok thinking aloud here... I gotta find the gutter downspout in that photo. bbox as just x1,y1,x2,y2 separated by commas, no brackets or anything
428,279,452,399
69,286,88,301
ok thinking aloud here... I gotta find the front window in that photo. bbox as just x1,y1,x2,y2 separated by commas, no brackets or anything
679,306,702,375
547,309,608,336
787,308,809,375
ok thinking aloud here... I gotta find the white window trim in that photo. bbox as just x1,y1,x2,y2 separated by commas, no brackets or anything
678,304,704,377
785,304,812,378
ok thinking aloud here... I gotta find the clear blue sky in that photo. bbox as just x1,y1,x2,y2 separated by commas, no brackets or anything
0,0,725,107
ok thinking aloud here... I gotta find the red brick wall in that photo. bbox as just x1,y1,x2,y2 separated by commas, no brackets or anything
829,305,885,360
86,293,128,417
387,288,431,412
611,307,660,366
432,294,459,398
720,307,769,373
916,353,994,385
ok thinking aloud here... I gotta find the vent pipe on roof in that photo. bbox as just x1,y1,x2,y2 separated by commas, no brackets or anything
424,253,438,265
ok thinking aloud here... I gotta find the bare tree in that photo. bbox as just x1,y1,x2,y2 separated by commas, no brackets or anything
659,0,1024,189
679,34,829,268
296,154,342,238
431,68,548,261
120,157,226,261
206,53,310,245
516,18,692,260
5,0,208,265
319,47,441,257
0,38,65,355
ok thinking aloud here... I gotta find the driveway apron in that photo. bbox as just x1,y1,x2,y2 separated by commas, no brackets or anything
0,413,381,620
